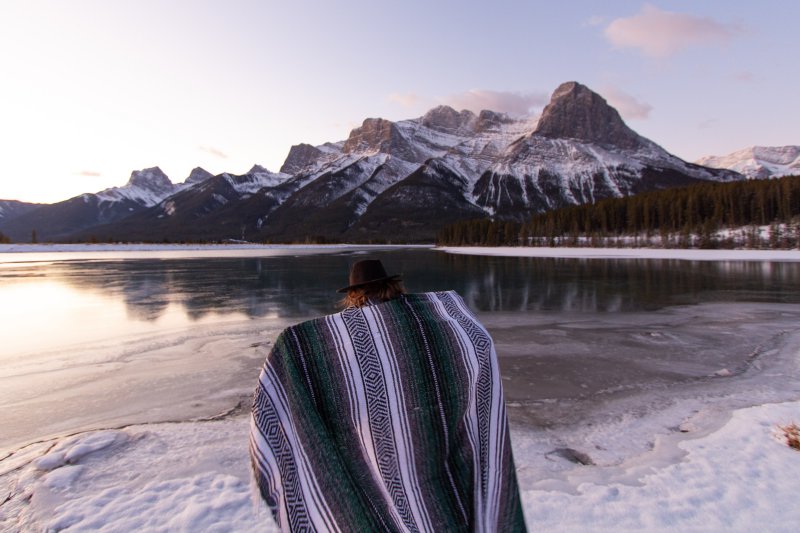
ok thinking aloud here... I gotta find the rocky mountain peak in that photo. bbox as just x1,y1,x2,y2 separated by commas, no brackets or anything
185,167,214,184
127,167,173,194
474,109,515,133
280,143,324,174
248,164,271,175
421,106,476,133
534,81,642,150
343,118,398,154
342,117,424,162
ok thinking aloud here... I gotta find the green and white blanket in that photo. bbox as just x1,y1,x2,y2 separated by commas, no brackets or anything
250,291,526,532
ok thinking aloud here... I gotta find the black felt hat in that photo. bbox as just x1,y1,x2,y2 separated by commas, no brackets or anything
337,259,401,293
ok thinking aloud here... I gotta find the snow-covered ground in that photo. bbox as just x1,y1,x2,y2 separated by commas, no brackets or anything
518,400,800,531
439,246,800,262
2,401,799,532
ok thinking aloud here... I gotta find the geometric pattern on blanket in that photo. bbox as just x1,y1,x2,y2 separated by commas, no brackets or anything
250,291,527,532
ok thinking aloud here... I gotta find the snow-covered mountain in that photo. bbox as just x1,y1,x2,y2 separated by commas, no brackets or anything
0,200,40,223
446,82,738,218
223,165,291,195
96,167,176,206
184,167,215,186
238,81,740,241
0,167,219,242
696,146,800,179
3,81,744,243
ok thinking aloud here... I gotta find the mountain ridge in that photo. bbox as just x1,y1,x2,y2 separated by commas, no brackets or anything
696,145,800,179
0,81,744,243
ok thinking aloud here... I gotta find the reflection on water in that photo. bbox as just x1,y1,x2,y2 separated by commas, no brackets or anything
439,254,800,312
2,250,800,326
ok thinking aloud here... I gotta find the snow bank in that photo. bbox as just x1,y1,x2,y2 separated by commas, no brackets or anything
3,420,278,532
518,401,800,532
439,246,800,262
3,402,800,532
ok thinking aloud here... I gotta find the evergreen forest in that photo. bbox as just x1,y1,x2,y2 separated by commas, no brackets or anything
437,175,800,249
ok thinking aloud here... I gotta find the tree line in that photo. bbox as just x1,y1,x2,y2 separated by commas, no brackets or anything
437,175,800,249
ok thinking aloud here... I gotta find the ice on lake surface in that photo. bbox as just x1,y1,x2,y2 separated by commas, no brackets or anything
1,246,800,531
1,247,799,454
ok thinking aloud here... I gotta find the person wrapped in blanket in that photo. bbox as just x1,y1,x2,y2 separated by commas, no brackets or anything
250,259,526,532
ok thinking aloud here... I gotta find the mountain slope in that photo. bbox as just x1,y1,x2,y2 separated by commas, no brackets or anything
0,200,41,224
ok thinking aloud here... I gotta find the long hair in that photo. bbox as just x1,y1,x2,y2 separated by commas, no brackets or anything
339,279,406,308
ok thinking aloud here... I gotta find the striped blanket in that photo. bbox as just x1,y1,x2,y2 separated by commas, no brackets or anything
250,291,526,532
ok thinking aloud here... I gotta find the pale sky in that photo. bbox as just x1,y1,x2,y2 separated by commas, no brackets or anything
0,0,797,203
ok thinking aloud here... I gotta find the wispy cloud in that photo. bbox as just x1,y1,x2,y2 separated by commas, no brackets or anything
388,89,548,116
199,145,228,159
76,170,102,177
601,86,653,120
443,89,548,116
732,71,754,82
604,4,742,58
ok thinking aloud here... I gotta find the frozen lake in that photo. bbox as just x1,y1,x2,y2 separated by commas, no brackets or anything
2,246,799,456
2,245,800,531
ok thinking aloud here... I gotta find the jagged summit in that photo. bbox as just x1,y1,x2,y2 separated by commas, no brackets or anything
474,110,516,133
126,167,173,194
94,167,177,208
342,117,427,162
343,118,398,153
421,106,476,133
534,81,643,150
185,167,214,185
248,164,270,174
280,143,324,174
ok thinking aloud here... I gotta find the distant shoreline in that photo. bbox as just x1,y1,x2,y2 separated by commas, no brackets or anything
0,243,435,263
438,246,800,262
3,243,800,262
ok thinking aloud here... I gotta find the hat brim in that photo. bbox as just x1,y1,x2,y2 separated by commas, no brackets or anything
336,274,402,293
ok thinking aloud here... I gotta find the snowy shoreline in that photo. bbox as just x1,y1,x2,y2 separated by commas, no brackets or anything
3,243,800,263
3,400,799,532
438,246,800,262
